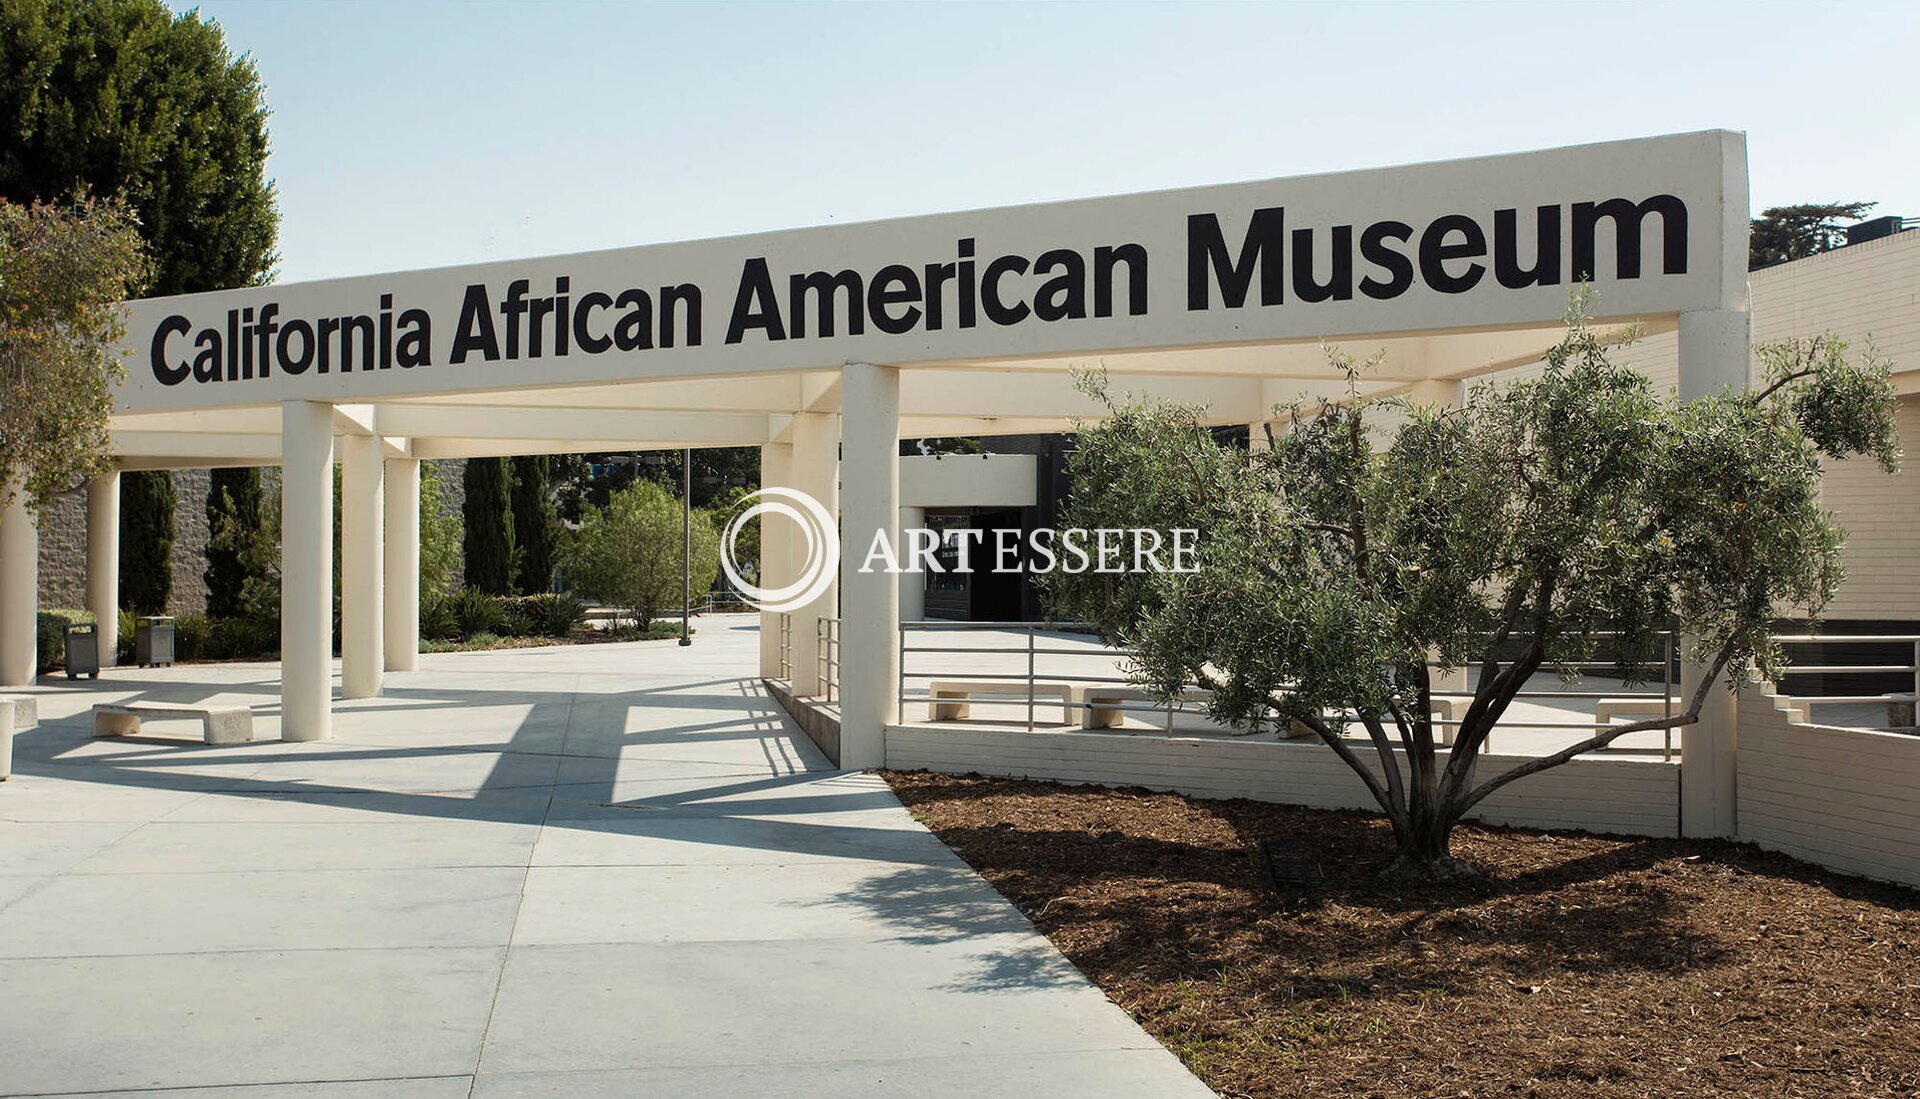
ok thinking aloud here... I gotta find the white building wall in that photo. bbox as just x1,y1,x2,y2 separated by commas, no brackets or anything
885,726,1680,837
1737,686,1920,889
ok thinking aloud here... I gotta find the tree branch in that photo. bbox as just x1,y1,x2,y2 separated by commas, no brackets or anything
1453,644,1733,817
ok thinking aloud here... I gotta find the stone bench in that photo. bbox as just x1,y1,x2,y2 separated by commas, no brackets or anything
0,694,39,730
93,702,254,745
1082,686,1211,729
925,680,1078,723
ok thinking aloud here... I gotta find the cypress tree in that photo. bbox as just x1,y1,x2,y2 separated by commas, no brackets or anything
511,455,557,595
120,470,176,614
203,467,262,616
462,457,515,594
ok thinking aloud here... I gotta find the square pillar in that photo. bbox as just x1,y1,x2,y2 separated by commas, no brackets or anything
898,506,926,623
384,456,420,673
787,411,839,697
281,401,334,741
86,472,120,668
1677,307,1751,838
758,442,793,679
838,363,900,769
0,476,37,687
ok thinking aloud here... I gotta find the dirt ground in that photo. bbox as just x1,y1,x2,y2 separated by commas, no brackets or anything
881,771,1920,1099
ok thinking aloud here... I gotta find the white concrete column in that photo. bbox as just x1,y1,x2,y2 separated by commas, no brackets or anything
340,435,384,699
1678,307,1751,838
898,506,926,623
86,472,120,668
788,411,839,698
838,363,901,769
281,401,335,741
758,442,793,680
0,477,37,687
383,456,419,673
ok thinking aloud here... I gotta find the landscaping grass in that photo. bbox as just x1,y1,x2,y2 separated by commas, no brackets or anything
420,622,693,653
881,771,1920,1099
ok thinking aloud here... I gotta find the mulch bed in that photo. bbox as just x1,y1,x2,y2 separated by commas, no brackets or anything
880,770,1920,1099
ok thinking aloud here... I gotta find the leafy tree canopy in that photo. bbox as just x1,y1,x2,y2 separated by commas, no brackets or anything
0,195,147,508
1749,202,1875,271
1045,295,1899,876
1,0,278,295
560,479,719,628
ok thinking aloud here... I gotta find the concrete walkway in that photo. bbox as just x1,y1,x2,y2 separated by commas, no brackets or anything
0,615,1210,1097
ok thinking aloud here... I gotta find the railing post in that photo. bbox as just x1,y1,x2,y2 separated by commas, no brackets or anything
1026,625,1037,733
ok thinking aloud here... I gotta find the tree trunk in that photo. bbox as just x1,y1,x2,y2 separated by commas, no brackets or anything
1384,810,1475,880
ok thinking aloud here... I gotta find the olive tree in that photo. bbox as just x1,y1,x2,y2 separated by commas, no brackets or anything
0,195,147,510
561,479,719,629
1045,299,1898,877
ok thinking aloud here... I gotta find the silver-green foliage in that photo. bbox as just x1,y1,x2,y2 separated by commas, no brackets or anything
560,478,720,628
1044,298,1898,871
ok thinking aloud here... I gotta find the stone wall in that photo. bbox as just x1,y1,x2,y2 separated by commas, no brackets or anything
36,458,470,618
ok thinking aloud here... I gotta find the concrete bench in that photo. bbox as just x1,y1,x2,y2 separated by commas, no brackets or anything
926,680,1078,723
93,702,254,745
1082,686,1213,729
0,694,39,730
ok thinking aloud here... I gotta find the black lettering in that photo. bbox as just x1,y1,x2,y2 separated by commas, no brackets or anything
1093,243,1147,317
1495,206,1562,289
449,284,500,364
1359,221,1414,300
151,315,191,385
789,269,863,339
1291,226,1353,303
1032,249,1085,322
1572,195,1688,281
982,255,1030,326
1188,207,1286,309
868,264,922,335
574,291,614,354
615,288,655,351
277,320,315,374
396,310,431,367
1419,214,1487,295
660,284,700,348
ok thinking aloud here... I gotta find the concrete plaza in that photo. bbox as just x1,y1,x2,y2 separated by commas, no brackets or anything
0,614,1210,1098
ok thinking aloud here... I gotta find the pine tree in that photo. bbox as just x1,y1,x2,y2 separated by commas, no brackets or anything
203,467,262,616
120,470,176,614
462,457,515,594
511,455,557,595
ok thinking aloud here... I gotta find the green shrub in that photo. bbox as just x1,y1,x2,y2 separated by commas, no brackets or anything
207,615,278,661
116,608,136,663
497,600,533,638
527,592,587,637
467,631,500,647
420,597,460,641
35,608,94,672
174,613,212,663
448,588,504,638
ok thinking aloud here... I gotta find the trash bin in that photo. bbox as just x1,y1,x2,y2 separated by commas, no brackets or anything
65,622,100,679
135,615,175,668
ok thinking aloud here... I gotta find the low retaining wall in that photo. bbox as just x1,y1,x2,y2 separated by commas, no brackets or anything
885,725,1681,837
766,678,839,765
1737,688,1920,889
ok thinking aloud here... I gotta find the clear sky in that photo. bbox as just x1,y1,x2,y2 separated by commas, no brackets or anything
186,0,1920,286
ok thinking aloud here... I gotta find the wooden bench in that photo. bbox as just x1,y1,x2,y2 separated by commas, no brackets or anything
925,680,1078,723
0,694,39,730
93,702,253,745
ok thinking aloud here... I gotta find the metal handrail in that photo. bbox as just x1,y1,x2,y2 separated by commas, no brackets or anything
1768,634,1920,717
778,613,791,681
896,620,1680,755
815,617,841,702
